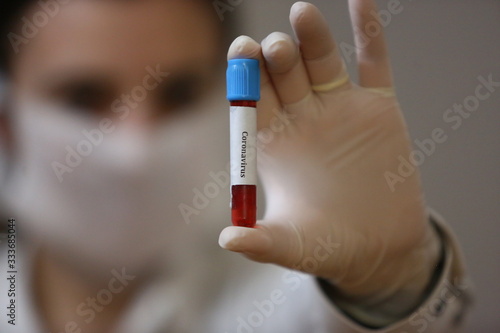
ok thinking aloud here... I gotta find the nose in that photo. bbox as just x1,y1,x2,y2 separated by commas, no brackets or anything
113,65,173,128
116,94,176,131
119,100,155,128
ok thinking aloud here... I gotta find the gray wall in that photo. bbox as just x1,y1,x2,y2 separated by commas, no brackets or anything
237,0,499,331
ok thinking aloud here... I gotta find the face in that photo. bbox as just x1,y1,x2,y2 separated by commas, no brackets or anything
1,0,230,275
11,0,221,122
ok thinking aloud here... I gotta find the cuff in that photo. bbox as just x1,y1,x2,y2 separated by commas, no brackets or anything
316,210,473,331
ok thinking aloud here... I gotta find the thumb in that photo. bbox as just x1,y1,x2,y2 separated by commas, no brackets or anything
218,222,305,268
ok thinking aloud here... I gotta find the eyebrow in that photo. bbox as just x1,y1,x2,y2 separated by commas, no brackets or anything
40,69,112,83
37,69,116,94
35,61,216,101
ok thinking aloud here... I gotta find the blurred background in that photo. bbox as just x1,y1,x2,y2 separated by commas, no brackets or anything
237,0,499,331
0,0,497,331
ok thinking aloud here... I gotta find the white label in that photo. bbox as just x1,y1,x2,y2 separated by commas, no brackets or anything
230,106,257,185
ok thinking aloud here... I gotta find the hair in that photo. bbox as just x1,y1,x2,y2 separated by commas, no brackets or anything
0,2,39,74
0,0,239,75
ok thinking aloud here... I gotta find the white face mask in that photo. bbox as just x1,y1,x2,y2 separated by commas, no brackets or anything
1,97,230,276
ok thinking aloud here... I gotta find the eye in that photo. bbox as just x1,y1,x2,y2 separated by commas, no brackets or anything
42,74,116,116
59,82,114,113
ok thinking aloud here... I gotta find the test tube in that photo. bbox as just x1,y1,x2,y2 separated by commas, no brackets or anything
226,59,260,227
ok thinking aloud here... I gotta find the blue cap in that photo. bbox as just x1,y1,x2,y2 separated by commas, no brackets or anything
226,59,260,101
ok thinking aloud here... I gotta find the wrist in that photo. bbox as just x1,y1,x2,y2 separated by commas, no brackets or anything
321,218,444,327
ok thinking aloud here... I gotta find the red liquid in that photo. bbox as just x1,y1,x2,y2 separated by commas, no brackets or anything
231,185,257,227
230,100,257,228
231,100,257,108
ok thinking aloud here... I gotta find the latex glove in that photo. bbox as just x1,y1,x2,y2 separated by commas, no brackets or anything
219,0,440,306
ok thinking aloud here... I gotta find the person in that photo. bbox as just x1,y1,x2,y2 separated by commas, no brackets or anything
0,0,472,332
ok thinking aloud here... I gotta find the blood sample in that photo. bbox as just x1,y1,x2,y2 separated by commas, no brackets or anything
226,59,260,227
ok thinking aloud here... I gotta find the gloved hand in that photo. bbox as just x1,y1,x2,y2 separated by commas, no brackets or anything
219,0,440,308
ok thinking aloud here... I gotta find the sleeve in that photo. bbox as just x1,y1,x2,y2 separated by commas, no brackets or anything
313,209,474,333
